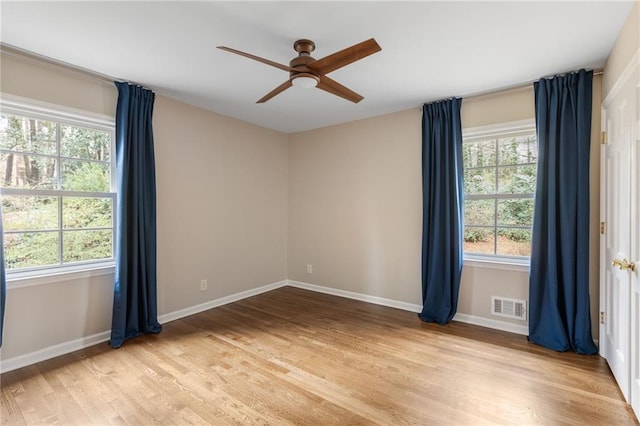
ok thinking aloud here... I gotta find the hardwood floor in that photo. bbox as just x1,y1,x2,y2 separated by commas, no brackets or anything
1,286,637,425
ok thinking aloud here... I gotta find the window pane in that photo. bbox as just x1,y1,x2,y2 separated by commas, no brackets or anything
463,129,536,258
463,139,496,168
497,228,532,257
463,227,495,254
497,165,536,194
1,196,58,231
63,197,112,228
4,231,59,269
464,167,495,195
61,125,110,161
61,160,109,192
497,199,534,226
0,153,57,189
498,134,537,165
63,229,112,263
465,199,495,226
0,109,115,273
0,115,57,155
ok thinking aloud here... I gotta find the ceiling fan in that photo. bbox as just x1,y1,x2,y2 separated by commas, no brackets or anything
217,38,381,104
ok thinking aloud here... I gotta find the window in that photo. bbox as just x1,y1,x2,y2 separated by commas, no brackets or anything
0,99,115,275
462,121,537,260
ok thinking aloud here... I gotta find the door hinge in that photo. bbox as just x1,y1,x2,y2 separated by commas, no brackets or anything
600,311,605,325
601,131,606,144
600,222,606,234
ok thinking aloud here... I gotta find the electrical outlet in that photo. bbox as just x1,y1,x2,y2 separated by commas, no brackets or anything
306,264,313,273
200,279,208,291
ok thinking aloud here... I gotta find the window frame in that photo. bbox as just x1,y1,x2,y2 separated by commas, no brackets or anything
0,94,117,282
462,119,536,268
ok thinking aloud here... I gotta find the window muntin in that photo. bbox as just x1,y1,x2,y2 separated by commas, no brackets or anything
463,127,537,259
0,106,115,274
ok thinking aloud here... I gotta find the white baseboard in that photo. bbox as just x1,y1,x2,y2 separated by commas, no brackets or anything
288,279,529,336
0,280,288,374
453,312,528,336
287,280,423,313
0,330,111,374
157,280,288,324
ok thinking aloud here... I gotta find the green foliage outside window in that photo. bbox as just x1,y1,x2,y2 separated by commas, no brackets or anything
462,132,537,257
1,112,114,271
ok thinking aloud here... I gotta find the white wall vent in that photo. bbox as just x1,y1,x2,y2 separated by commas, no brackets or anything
491,296,527,321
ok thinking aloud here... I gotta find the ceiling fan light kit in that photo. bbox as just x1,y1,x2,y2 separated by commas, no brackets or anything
291,73,319,88
217,38,381,103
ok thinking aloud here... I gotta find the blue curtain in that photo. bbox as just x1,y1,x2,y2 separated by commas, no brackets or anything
529,70,597,354
419,98,464,324
110,82,162,348
0,208,6,347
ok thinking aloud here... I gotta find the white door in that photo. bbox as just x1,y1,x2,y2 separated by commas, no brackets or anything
600,59,639,415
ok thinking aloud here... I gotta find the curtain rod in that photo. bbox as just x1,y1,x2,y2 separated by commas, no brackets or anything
419,69,604,109
0,43,151,90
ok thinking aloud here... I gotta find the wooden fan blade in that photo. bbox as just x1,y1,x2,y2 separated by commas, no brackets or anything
307,38,381,75
217,46,292,72
257,80,293,103
316,76,364,103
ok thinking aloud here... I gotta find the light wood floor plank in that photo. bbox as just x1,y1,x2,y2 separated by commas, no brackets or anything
1,286,637,425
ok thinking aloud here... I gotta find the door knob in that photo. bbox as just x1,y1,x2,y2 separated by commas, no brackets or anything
612,258,636,271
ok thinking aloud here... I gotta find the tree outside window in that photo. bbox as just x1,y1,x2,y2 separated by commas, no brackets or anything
463,129,537,258
0,109,115,273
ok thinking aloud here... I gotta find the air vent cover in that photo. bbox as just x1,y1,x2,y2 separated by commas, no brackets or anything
491,296,527,321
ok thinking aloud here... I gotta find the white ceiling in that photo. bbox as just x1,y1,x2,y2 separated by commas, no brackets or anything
0,1,634,133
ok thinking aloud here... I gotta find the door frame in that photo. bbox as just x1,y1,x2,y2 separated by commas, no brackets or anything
630,53,640,420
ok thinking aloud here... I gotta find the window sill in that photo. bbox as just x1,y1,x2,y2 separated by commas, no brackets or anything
7,262,115,289
463,255,530,272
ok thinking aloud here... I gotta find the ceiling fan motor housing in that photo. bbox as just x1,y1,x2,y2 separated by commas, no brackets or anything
290,39,319,85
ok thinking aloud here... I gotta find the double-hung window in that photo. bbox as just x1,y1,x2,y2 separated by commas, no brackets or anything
0,98,116,276
462,121,537,261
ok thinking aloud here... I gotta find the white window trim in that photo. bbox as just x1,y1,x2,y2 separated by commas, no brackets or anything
1,93,117,287
463,119,536,140
462,118,536,267
8,262,115,289
0,93,115,129
464,255,530,272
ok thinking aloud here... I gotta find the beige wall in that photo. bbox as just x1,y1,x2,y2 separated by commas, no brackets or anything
153,96,288,315
0,51,288,361
288,110,423,304
0,49,117,115
603,1,639,98
289,79,602,338
462,86,534,128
